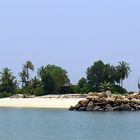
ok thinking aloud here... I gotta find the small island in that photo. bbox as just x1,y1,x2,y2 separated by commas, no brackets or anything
0,60,140,110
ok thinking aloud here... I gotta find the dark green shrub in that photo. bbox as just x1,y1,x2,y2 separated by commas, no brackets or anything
111,85,127,94
0,92,9,98
34,87,44,96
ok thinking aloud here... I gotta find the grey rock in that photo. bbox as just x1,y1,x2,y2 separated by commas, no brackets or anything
113,106,122,111
86,101,94,111
69,106,75,111
78,99,89,107
120,103,131,111
133,104,140,110
78,107,86,111
105,104,113,112
74,104,81,110
93,106,101,111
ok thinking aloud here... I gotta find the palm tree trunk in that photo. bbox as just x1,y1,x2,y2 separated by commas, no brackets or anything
121,79,123,88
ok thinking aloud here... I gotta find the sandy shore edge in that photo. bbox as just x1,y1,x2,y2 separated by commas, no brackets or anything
0,98,84,109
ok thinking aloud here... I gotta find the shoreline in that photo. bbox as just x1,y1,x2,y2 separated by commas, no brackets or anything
0,98,84,109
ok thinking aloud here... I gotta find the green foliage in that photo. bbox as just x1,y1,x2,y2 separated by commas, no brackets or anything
0,60,131,97
0,92,9,98
87,60,115,91
19,69,28,87
70,85,81,93
38,65,69,94
111,85,127,94
78,77,92,93
0,68,17,96
19,60,34,87
86,60,130,93
70,77,92,94
78,78,87,88
99,81,112,92
115,61,131,87
33,87,44,96
80,85,92,94
20,77,43,96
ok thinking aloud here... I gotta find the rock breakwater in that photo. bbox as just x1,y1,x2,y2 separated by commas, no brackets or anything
69,91,140,111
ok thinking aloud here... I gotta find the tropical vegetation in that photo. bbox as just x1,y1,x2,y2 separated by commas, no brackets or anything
0,60,131,98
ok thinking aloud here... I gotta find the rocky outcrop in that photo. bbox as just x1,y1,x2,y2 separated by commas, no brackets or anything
69,91,140,112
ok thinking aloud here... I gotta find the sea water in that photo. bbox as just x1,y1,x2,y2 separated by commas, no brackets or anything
0,108,140,140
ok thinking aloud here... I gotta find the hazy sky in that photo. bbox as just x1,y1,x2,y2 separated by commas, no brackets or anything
0,0,140,91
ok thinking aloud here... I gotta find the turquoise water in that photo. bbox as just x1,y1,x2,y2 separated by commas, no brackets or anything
0,108,140,140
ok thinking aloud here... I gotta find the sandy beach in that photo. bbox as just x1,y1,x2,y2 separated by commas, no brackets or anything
0,97,84,108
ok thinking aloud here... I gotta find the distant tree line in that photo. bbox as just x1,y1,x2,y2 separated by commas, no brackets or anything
0,60,131,98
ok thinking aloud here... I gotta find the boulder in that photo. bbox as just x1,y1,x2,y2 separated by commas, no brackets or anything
116,95,125,100
100,97,109,104
69,106,75,111
131,99,140,105
113,106,122,111
78,107,86,111
93,106,101,111
106,97,116,103
134,105,140,110
111,95,118,100
122,98,130,104
115,98,123,105
105,90,112,98
86,101,94,111
92,96,100,102
130,102,135,108
74,104,81,110
120,103,131,111
78,99,89,107
105,104,113,112
98,108,104,111
127,93,140,99
86,96,93,100
98,92,107,98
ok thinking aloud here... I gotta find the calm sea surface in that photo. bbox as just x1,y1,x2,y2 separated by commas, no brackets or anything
0,108,140,140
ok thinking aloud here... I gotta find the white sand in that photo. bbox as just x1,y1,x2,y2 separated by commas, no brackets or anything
0,98,84,108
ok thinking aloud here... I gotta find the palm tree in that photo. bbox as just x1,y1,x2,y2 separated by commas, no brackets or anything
37,66,45,79
138,80,140,93
24,61,34,82
0,68,12,82
19,61,34,87
30,76,40,89
99,81,112,92
19,68,28,87
115,61,131,87
0,67,17,95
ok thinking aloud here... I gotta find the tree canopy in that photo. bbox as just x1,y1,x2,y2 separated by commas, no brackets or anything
38,65,69,94
0,60,132,98
0,68,17,97
86,60,130,92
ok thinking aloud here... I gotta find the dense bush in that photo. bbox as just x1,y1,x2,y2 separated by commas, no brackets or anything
0,92,9,98
111,85,127,94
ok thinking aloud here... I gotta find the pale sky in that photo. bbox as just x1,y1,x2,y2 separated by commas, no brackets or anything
0,0,140,91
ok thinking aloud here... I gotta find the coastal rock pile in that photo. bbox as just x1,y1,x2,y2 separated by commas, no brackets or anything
69,91,140,111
